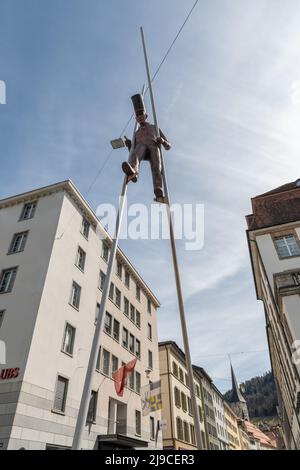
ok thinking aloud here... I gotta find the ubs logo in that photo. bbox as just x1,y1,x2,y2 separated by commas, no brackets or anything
0,80,6,104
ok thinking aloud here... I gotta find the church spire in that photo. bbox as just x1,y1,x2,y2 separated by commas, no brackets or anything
228,363,249,421
231,364,246,403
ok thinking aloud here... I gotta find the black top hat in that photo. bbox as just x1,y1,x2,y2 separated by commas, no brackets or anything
131,94,146,117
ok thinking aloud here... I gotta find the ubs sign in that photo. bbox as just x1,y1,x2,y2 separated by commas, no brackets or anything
0,368,20,380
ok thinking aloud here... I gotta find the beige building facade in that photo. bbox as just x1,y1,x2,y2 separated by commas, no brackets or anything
0,181,162,450
158,342,207,450
224,401,241,450
246,179,300,450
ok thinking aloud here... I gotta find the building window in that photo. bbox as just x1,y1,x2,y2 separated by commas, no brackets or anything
147,323,152,341
81,217,90,239
174,387,181,408
70,281,81,309
274,234,300,259
0,310,5,329
129,333,135,353
198,406,203,422
102,243,109,262
190,424,196,445
53,375,68,413
115,288,121,309
187,397,192,415
179,368,184,383
102,349,110,375
136,339,141,358
122,297,129,317
122,328,128,348
185,374,189,387
87,391,97,423
135,310,141,328
9,231,28,254
109,282,114,301
20,201,37,220
136,284,141,301
147,298,152,314
181,392,187,412
130,304,135,322
148,350,153,369
196,384,200,398
99,270,106,290
75,246,86,271
136,371,141,394
62,323,75,356
104,312,112,335
172,362,178,377
116,261,122,279
111,355,118,375
0,268,17,294
135,410,141,436
129,370,135,390
125,271,130,288
95,302,100,324
113,319,120,342
176,417,183,441
96,346,101,371
150,417,155,440
184,421,190,443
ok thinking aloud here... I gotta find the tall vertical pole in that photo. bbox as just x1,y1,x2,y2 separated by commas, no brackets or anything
72,91,144,448
140,26,203,450
72,177,128,450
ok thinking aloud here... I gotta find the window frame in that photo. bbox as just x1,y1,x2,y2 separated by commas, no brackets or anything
102,349,110,376
0,267,18,294
19,201,37,221
125,271,130,289
52,374,69,414
61,322,76,357
147,322,152,341
70,280,81,310
81,217,90,240
87,390,98,423
75,246,86,272
8,231,29,255
135,410,141,436
148,350,153,370
104,311,113,335
150,416,155,440
272,231,300,259
0,310,5,329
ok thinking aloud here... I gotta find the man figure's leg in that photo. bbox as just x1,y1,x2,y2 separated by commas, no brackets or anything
149,146,165,203
122,144,146,182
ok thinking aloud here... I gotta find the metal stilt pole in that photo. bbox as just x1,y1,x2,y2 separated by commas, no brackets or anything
71,100,143,448
140,26,203,450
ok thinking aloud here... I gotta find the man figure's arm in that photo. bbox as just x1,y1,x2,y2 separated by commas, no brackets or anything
157,129,171,150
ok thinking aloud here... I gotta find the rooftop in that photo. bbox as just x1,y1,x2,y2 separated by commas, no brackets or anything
246,178,300,230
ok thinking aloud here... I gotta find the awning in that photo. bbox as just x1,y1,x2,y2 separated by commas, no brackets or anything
98,434,148,449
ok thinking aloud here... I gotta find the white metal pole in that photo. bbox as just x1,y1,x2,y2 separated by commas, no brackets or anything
140,26,203,450
71,102,143,449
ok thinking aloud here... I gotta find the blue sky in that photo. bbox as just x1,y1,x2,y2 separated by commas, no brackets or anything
1,0,300,392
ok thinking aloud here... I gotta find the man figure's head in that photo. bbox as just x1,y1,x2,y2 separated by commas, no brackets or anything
136,112,148,126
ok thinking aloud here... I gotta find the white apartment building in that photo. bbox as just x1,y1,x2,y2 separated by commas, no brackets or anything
212,384,229,450
0,180,162,450
247,179,300,450
158,342,207,450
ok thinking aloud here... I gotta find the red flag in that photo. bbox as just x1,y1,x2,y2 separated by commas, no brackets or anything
113,358,137,397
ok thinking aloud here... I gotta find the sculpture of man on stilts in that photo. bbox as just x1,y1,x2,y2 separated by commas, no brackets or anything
122,94,171,203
